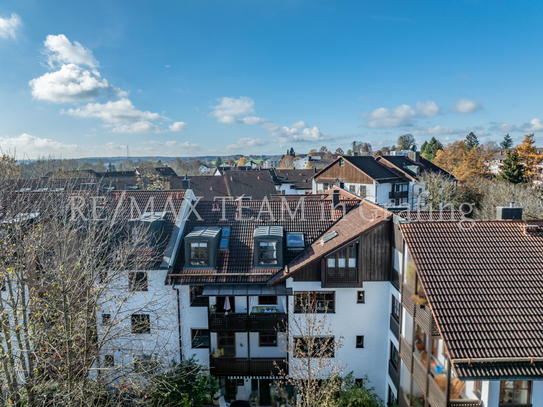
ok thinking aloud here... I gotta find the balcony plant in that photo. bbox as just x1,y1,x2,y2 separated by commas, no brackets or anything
411,294,428,308
212,348,225,358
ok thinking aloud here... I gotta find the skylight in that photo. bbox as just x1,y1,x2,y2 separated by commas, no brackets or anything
220,227,231,249
287,232,304,248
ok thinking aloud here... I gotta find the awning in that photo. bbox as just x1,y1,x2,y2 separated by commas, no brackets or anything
201,284,292,297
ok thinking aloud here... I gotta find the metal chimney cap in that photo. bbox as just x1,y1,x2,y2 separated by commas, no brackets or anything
510,202,515,208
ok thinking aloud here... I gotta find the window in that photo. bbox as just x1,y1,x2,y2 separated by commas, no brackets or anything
190,242,209,266
391,295,400,321
357,291,365,304
102,313,111,325
259,332,277,347
294,336,335,358
359,185,367,198
325,244,358,284
499,380,531,404
340,159,345,167
131,226,146,245
218,332,236,356
190,286,209,307
349,185,356,193
474,381,482,397
129,272,148,291
294,291,335,313
131,314,150,334
259,296,277,305
191,329,210,348
390,342,399,368
220,227,231,250
356,335,364,348
387,385,397,406
259,241,277,265
287,232,304,248
104,354,114,367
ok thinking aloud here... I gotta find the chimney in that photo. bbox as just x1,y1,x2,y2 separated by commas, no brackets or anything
353,151,359,156
332,189,340,209
182,174,190,189
496,202,523,220
408,151,420,163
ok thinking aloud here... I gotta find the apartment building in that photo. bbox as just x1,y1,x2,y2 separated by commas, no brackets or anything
391,206,543,406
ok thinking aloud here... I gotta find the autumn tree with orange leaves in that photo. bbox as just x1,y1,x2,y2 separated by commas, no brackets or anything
516,134,543,180
434,139,497,182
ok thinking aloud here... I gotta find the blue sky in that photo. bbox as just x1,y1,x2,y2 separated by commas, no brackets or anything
1,0,543,159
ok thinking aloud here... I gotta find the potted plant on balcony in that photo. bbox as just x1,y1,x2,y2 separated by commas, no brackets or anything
411,294,428,308
212,348,225,358
212,390,221,406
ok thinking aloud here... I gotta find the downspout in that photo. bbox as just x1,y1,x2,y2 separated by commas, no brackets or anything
173,283,183,362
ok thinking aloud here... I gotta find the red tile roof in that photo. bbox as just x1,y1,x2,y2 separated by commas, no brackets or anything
170,199,358,284
400,220,543,379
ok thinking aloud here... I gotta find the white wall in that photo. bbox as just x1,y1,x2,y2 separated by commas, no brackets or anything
286,279,391,401
249,332,288,358
178,284,210,366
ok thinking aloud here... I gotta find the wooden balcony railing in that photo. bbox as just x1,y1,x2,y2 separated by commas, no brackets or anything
412,356,428,397
401,282,441,339
209,312,287,332
399,335,412,373
390,314,400,340
401,282,416,318
209,357,287,376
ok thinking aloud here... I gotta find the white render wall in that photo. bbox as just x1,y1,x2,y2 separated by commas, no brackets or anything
286,279,391,401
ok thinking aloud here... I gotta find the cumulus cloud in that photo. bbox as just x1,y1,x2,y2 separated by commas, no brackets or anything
489,123,518,133
0,13,21,39
522,118,543,132
211,97,267,124
264,121,338,143
43,34,98,68
0,133,82,156
28,34,187,133
362,101,440,128
29,64,126,103
65,98,165,124
0,133,202,158
169,121,187,132
110,121,162,134
412,126,462,136
450,97,483,114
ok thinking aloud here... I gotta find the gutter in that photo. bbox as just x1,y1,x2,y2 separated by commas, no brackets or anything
172,283,183,361
452,357,543,365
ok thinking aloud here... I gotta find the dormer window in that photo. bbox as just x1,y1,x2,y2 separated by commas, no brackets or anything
253,226,283,268
190,242,208,266
184,227,221,269
128,212,167,247
259,241,278,265
324,243,359,286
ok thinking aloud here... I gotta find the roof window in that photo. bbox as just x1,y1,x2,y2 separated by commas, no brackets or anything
253,226,284,268
184,226,221,268
287,232,304,248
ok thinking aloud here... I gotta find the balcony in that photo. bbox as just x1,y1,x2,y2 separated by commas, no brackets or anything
210,357,287,377
209,312,287,332
389,190,409,199
390,314,400,340
388,359,399,389
401,282,440,339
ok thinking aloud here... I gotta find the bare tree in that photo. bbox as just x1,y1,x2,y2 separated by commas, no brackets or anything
0,176,183,406
275,294,345,407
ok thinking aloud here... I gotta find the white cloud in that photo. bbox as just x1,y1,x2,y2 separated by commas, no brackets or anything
169,121,187,132
522,118,543,132
265,121,338,143
211,96,266,124
43,34,98,68
225,138,268,151
0,133,202,159
489,123,518,133
29,63,126,103
110,121,162,134
0,13,21,39
0,133,82,157
412,125,461,136
450,97,483,114
65,98,166,124
363,101,440,128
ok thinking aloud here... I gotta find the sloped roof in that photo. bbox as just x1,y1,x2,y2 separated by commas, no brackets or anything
224,171,277,199
400,220,543,379
271,169,315,189
377,155,451,179
170,176,229,200
170,199,357,284
314,156,407,183
269,200,391,285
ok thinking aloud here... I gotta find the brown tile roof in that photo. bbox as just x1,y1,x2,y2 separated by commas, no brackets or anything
377,155,451,180
224,171,278,199
400,220,543,379
169,176,229,200
272,169,315,190
392,209,465,221
269,200,391,285
170,199,357,284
